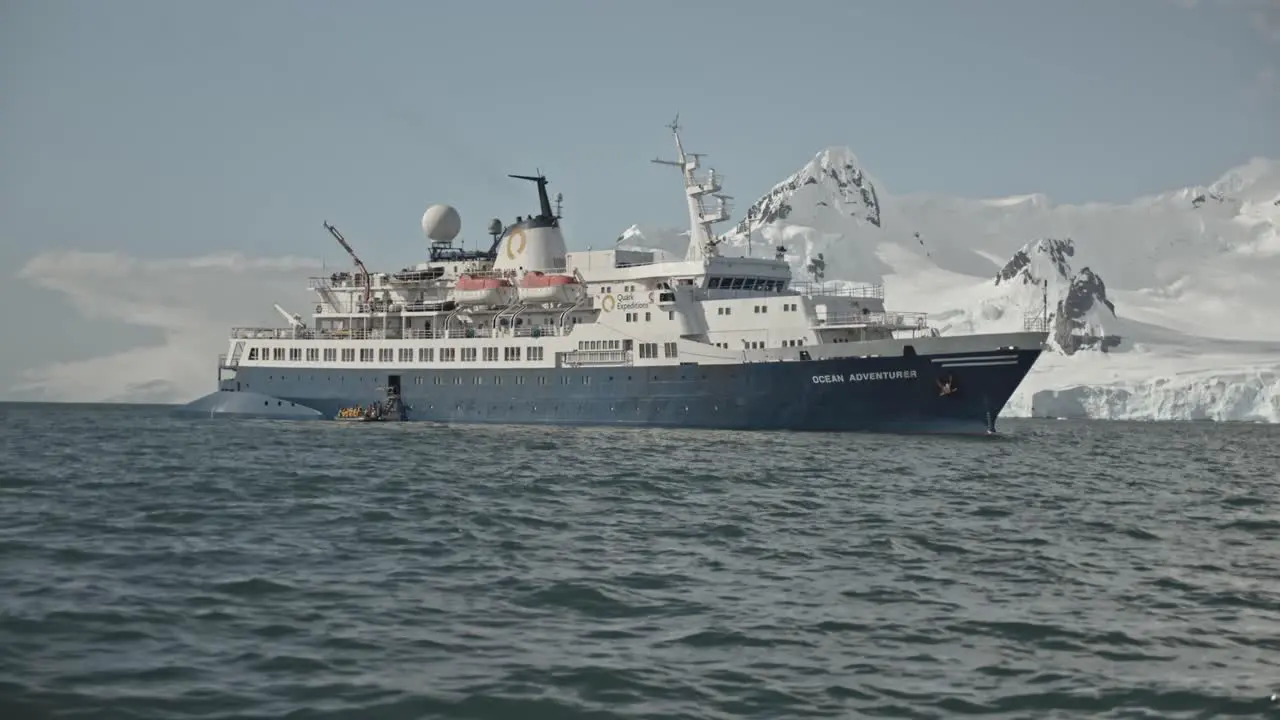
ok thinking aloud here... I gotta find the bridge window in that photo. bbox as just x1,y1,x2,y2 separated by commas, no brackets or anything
248,348,259,360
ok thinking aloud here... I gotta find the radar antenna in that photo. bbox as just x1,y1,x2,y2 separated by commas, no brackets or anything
323,221,371,303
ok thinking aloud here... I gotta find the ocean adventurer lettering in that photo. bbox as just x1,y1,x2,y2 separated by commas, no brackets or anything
812,370,919,384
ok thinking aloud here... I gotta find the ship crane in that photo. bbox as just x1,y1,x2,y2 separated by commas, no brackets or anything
322,221,372,303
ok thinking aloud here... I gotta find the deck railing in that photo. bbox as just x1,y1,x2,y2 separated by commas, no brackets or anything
1023,315,1051,332
230,325,570,341
813,311,929,330
791,282,884,300
560,350,633,367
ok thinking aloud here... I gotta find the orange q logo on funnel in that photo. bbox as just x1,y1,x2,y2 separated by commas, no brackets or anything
506,230,527,260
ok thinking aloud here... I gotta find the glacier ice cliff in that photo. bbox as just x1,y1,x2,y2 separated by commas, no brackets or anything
1010,370,1280,423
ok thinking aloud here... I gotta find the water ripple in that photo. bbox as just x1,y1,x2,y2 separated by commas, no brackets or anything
1,405,1278,719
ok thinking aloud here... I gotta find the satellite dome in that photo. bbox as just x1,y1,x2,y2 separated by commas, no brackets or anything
421,204,461,242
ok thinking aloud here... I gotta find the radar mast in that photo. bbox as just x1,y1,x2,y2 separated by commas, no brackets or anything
651,116,732,262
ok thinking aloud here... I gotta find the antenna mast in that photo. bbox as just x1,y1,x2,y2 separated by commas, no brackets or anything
651,115,732,262
508,172,558,224
1042,278,1049,330
323,222,371,303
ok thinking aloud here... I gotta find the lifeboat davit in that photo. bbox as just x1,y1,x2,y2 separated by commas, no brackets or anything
452,274,515,306
516,271,585,304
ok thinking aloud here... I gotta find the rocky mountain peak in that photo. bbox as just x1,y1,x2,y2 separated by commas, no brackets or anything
994,237,1075,286
1053,267,1121,354
726,146,881,241
993,238,1121,355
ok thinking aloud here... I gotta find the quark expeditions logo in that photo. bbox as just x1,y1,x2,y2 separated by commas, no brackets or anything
600,291,654,313
812,370,918,384
505,229,526,260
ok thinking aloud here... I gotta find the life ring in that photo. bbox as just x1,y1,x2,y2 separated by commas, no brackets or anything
506,230,527,260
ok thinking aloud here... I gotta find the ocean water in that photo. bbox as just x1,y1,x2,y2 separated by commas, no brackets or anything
1,403,1278,720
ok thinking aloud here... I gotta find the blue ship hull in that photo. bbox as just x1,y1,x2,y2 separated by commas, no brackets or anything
175,347,1043,435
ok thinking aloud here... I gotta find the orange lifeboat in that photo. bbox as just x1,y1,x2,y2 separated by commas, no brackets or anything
517,271,584,304
453,274,515,306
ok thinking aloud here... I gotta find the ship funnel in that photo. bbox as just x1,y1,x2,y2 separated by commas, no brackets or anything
493,173,568,272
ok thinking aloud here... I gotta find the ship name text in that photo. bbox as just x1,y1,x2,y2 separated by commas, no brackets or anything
812,369,918,384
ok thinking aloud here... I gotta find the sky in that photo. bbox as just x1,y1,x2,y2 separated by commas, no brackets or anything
1,0,1277,401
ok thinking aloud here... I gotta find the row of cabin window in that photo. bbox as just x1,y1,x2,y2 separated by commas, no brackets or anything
636,342,678,359
717,302,803,317
711,339,808,349
249,346,547,363
571,341,677,359
596,283,649,294
708,277,787,292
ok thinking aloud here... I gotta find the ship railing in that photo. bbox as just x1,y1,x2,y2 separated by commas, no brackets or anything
791,281,885,300
231,327,303,339
512,325,563,338
454,267,576,280
229,325,572,341
309,273,375,289
389,269,446,283
560,350,633,367
230,327,388,340
1023,315,1051,332
813,311,929,330
613,258,666,269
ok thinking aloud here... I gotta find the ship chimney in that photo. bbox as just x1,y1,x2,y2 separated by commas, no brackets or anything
493,172,568,273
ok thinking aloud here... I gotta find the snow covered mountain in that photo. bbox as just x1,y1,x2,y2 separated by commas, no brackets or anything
623,149,1280,423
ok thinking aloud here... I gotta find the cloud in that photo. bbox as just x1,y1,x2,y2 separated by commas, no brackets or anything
11,251,322,403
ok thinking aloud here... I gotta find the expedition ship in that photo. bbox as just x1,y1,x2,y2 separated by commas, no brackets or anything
177,121,1048,433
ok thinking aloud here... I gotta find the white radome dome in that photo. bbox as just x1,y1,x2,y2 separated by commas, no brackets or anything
421,204,461,242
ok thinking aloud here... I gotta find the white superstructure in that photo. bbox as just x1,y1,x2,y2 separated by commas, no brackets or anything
219,121,934,376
